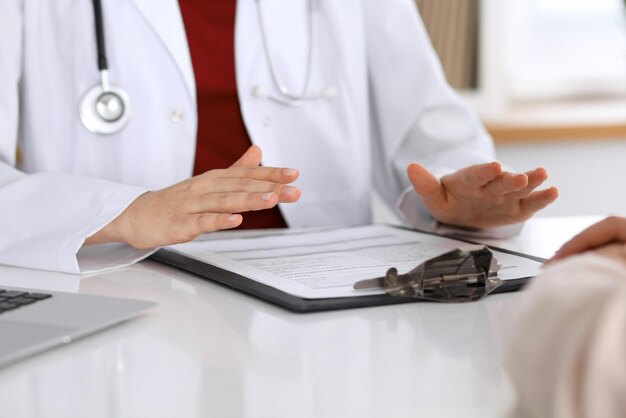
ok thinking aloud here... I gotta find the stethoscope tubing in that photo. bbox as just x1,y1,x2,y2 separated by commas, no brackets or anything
253,0,336,106
81,0,335,134
92,0,108,71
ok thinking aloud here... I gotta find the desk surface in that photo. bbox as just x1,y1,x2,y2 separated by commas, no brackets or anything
0,216,600,418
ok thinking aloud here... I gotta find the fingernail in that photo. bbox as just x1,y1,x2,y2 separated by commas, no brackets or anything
282,186,298,197
261,192,274,201
283,168,298,177
228,214,240,222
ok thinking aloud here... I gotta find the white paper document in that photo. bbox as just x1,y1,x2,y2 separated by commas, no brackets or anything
169,225,541,299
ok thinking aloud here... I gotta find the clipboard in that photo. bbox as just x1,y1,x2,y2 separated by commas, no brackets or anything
150,225,544,313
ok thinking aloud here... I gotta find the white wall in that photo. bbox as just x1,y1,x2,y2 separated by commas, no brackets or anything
496,139,626,217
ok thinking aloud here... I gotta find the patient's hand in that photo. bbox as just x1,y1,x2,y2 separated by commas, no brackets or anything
549,216,626,262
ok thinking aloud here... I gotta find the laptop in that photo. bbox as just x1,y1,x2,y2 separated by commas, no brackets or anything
0,285,156,368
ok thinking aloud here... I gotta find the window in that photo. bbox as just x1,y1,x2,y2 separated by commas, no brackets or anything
504,0,626,101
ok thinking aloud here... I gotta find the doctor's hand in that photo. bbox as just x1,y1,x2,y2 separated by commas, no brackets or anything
85,145,301,249
407,162,558,229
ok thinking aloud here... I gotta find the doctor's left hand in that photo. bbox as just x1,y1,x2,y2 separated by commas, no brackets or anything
85,145,301,249
407,162,559,229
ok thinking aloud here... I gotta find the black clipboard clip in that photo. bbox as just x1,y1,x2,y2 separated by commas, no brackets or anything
353,246,503,303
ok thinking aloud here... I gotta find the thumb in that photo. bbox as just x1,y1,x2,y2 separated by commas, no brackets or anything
407,163,444,204
231,145,262,168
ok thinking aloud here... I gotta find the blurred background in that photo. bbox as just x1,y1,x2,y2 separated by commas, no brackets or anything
377,0,626,222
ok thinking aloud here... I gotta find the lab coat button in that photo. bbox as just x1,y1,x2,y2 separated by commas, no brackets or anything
171,110,184,123
262,115,272,128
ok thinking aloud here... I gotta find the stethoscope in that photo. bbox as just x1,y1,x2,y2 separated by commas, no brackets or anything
252,0,337,106
79,0,132,135
79,0,335,135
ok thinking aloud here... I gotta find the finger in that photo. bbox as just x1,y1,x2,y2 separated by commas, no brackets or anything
208,166,300,184
231,145,263,168
444,162,502,190
508,168,548,199
192,191,281,214
170,213,243,245
407,163,445,205
550,216,626,262
195,213,243,233
483,172,528,195
199,178,301,202
519,187,559,218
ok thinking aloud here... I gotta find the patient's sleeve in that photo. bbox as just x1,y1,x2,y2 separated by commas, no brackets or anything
505,244,626,418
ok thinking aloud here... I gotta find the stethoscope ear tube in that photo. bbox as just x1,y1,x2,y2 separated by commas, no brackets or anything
254,0,336,106
80,0,132,135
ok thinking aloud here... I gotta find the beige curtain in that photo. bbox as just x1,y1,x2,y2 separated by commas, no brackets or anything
415,0,478,90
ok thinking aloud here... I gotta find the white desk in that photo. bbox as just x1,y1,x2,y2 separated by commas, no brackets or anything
0,216,600,418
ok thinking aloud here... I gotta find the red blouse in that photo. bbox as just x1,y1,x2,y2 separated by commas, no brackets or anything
179,0,287,229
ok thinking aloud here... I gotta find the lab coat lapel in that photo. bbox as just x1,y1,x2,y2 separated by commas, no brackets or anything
130,0,196,102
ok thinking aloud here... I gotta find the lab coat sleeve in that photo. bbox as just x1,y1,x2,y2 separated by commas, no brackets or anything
505,245,626,418
0,0,153,273
362,0,521,238
0,0,21,169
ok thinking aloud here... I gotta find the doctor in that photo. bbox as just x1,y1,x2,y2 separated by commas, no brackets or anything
0,0,557,273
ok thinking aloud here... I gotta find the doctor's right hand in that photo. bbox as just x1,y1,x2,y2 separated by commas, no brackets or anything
85,145,301,249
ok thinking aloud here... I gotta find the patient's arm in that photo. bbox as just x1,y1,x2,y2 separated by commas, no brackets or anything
506,243,626,418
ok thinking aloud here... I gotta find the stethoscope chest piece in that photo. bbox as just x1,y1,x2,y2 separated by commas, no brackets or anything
80,0,132,135
79,83,132,135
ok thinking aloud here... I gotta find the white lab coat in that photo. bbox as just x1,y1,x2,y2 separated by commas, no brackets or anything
0,0,500,273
